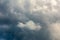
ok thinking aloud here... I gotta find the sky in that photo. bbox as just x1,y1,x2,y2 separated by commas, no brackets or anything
0,0,60,40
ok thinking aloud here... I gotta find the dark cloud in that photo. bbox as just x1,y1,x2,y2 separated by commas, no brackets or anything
0,0,60,40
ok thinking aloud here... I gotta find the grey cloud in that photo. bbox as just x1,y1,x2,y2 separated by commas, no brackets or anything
0,0,60,40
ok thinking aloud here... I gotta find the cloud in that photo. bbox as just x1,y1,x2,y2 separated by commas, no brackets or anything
17,20,41,30
48,23,60,40
0,0,60,40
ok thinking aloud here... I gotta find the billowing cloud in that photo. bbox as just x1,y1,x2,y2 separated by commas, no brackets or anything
17,20,41,30
0,0,60,40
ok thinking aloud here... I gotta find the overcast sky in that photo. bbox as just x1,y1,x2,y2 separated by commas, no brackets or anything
0,0,60,40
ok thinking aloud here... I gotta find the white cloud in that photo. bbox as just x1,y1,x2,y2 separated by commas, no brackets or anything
17,20,42,30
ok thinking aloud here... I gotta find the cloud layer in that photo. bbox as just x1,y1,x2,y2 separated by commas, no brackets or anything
0,0,60,40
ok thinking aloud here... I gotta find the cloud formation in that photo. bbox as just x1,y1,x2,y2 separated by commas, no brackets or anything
17,20,41,30
0,0,60,40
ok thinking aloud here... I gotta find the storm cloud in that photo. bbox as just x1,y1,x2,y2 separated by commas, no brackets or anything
0,0,60,40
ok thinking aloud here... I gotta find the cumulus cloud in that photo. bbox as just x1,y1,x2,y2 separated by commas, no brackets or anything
17,20,41,30
0,0,60,40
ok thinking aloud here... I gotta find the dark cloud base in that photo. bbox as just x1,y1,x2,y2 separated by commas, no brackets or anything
0,1,49,40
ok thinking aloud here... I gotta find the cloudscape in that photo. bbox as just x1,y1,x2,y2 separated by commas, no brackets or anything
0,0,60,40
